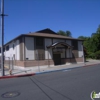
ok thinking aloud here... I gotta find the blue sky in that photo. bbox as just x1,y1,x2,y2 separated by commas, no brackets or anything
0,0,100,43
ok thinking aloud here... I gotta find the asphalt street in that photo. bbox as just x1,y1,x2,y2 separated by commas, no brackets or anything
0,64,100,100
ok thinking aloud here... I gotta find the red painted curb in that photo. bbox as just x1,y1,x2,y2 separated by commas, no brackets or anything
0,73,35,79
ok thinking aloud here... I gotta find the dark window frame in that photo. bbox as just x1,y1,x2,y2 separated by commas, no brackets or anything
72,40,78,50
35,37,44,47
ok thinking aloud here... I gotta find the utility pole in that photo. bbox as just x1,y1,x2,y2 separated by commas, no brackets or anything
0,0,7,76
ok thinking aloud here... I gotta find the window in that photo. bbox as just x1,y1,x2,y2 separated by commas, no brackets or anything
6,45,9,51
72,40,78,50
36,37,44,46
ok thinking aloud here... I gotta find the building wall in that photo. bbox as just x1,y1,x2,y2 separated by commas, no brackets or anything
4,39,20,60
53,39,65,43
45,38,52,59
15,57,84,67
78,41,83,57
61,57,83,64
45,38,75,59
15,40,20,60
66,40,72,58
24,59,54,67
19,37,24,60
2,35,84,67
66,49,70,58
25,37,35,60
66,40,71,45
61,49,65,58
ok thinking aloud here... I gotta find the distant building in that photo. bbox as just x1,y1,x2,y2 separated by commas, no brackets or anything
0,28,84,67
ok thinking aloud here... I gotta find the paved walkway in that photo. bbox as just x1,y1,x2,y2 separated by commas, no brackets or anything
0,59,100,76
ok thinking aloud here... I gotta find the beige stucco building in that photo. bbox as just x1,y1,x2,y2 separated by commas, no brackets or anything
1,28,84,67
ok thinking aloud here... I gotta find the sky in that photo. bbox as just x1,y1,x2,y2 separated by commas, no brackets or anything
0,0,100,44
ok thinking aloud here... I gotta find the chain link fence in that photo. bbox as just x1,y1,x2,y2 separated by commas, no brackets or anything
0,56,14,70
4,57,14,70
0,56,14,76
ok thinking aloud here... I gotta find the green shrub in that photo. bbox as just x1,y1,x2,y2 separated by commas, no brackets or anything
95,51,100,59
87,52,95,59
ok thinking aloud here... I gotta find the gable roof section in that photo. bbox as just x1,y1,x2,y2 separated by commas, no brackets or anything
35,28,57,34
27,28,83,40
27,33,72,39
47,42,73,48
26,32,82,40
4,28,83,46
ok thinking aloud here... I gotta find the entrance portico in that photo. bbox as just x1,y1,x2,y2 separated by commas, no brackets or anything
47,42,73,65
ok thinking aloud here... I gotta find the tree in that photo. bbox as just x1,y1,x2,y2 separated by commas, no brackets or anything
57,30,72,37
65,31,72,37
95,50,100,59
78,36,87,40
96,25,100,34
79,25,100,59
57,30,66,36
91,33,96,37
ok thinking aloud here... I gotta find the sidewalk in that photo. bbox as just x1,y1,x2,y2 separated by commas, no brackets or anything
0,59,100,77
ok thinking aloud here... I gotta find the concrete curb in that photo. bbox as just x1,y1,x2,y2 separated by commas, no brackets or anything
0,63,100,79
0,73,35,79
83,63,100,67
36,63,100,75
36,66,82,75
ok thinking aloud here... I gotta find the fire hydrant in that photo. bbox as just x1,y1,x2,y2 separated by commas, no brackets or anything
9,69,12,75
